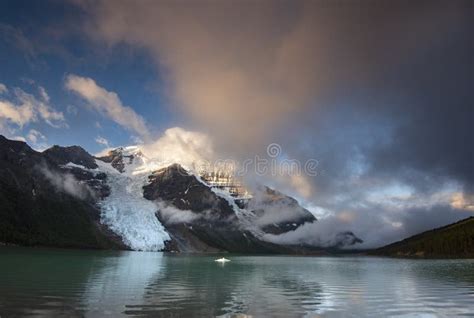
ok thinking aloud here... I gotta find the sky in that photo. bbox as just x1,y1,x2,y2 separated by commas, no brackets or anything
0,0,472,247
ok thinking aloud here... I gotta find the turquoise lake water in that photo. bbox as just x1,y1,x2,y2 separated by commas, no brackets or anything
0,247,473,317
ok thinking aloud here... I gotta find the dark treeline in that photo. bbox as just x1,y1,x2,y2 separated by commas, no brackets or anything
374,217,474,258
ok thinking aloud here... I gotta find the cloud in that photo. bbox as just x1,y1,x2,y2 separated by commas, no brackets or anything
38,86,50,102
245,186,315,228
130,135,143,145
263,200,472,249
286,174,313,200
0,83,7,94
94,147,115,157
79,1,341,155
65,74,150,139
95,135,110,147
38,164,94,200
0,99,35,127
262,219,360,248
10,135,26,142
26,129,49,151
141,127,214,171
156,201,200,225
0,84,66,129
27,129,46,144
302,186,474,248
450,192,474,212
81,1,469,150
76,1,473,247
66,105,78,115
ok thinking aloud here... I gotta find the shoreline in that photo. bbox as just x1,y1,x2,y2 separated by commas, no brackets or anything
1,244,473,259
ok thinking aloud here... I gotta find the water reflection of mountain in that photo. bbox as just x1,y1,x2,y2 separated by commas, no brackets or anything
0,248,166,317
1,250,474,317
81,251,166,317
125,256,329,317
125,255,263,317
0,247,111,317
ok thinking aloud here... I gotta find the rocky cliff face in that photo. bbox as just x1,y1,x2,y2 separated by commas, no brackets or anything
143,164,235,218
43,145,98,169
97,147,138,173
236,186,316,235
142,164,290,253
0,136,125,249
0,135,362,253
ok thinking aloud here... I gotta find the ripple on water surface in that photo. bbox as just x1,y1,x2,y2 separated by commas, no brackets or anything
0,248,474,317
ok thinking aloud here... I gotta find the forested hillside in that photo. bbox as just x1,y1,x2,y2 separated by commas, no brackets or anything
374,217,474,258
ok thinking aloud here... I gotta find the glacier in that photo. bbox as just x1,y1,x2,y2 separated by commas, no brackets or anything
96,147,170,251
92,142,264,252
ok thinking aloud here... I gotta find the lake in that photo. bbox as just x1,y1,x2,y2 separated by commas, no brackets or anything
0,247,473,317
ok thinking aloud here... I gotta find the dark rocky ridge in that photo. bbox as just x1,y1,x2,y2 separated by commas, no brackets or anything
143,164,363,253
144,164,294,253
144,164,235,218
43,145,98,169
237,186,316,234
0,135,362,253
333,231,363,248
0,135,125,249
97,147,137,173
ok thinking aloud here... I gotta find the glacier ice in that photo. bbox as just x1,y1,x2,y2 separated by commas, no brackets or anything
96,148,170,251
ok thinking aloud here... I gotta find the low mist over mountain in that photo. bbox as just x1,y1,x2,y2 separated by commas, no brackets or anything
0,2,473,317
0,135,361,253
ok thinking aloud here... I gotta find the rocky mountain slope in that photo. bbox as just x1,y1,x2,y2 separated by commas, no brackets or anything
0,136,125,249
373,217,474,258
0,135,362,253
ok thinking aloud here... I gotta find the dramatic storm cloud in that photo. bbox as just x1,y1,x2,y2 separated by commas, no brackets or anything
79,1,334,153
71,0,473,247
1,0,470,248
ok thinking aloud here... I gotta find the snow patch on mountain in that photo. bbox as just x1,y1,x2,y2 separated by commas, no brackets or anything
62,162,96,170
209,186,262,235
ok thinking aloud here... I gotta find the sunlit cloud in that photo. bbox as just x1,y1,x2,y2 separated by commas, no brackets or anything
65,74,150,139
450,192,474,212
26,129,46,144
0,83,7,94
95,135,110,148
0,83,66,130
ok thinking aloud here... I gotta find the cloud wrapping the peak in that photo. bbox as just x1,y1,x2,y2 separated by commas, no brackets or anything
65,74,150,139
141,127,214,171
81,1,333,153
74,1,473,247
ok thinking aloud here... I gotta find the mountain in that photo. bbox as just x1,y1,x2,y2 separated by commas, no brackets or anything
373,217,474,258
0,135,125,249
0,135,362,253
142,164,317,253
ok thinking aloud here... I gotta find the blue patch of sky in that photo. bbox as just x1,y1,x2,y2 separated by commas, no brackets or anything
0,0,179,154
